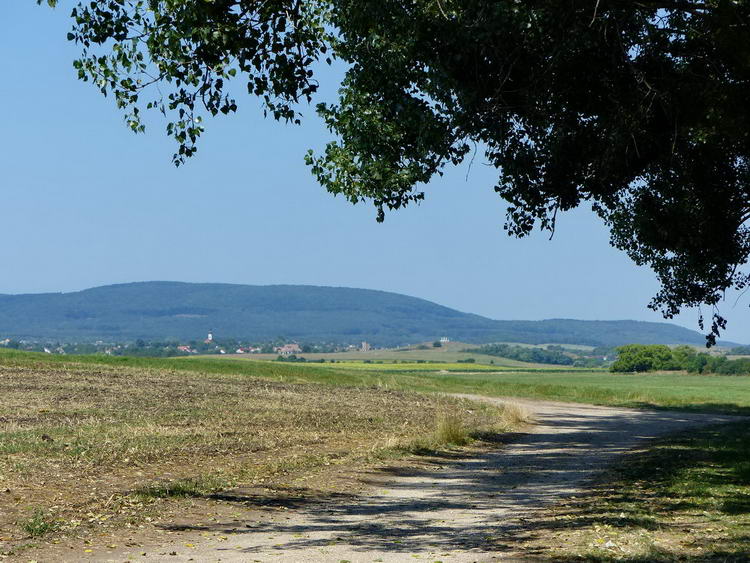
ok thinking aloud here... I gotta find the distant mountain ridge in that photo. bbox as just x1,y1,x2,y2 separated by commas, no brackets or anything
0,282,735,347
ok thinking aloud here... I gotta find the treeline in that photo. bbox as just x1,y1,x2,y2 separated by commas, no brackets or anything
470,343,574,365
611,344,750,375
686,355,750,375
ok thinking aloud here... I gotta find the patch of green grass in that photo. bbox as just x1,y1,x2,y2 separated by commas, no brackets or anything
213,340,560,367
275,360,519,372
20,509,58,538
520,421,750,561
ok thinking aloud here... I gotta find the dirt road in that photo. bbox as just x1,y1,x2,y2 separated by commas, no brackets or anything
88,397,740,562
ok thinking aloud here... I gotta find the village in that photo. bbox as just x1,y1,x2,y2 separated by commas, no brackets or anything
0,331,382,358
176,331,376,356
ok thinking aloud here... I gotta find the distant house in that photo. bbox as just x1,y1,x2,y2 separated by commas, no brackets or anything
177,345,194,354
237,346,262,354
275,343,302,356
361,341,370,352
440,336,450,344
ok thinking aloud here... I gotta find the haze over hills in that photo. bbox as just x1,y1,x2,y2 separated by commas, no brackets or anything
0,282,736,347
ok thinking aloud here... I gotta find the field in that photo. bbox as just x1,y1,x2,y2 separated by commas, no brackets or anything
0,352,517,556
187,354,750,414
2,349,750,559
5,349,750,413
4,349,749,413
220,340,575,368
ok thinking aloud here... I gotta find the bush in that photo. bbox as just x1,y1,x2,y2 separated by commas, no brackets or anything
274,354,306,362
610,344,681,372
686,352,710,373
714,358,750,375
610,344,750,375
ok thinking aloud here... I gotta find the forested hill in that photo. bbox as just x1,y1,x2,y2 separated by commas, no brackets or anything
0,282,734,347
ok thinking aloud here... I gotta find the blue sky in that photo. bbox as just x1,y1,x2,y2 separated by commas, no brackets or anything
2,2,748,342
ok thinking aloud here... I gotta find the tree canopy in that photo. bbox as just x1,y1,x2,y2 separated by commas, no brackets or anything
40,0,750,344
610,343,750,375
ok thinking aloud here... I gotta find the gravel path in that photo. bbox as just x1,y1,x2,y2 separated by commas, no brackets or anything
108,396,739,562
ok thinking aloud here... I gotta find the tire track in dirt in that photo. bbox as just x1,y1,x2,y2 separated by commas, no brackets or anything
65,396,743,562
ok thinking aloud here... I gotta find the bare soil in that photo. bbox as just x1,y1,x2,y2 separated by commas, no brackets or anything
26,395,739,562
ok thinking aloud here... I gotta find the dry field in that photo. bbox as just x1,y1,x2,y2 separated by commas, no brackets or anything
0,357,515,555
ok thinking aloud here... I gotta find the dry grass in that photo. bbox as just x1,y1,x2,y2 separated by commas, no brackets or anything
383,400,530,455
435,411,470,446
499,401,532,426
0,357,517,551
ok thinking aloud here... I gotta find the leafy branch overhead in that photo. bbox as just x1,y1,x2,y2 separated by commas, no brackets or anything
42,0,750,344
42,0,331,162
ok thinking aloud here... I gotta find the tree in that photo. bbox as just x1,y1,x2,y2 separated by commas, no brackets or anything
671,345,698,369
610,344,677,373
41,1,750,344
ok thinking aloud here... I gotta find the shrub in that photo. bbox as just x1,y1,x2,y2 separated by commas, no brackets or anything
20,508,58,538
611,344,680,372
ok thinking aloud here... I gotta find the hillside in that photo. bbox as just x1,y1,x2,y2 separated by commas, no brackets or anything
0,282,734,347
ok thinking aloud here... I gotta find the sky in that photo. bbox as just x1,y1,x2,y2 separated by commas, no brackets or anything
2,2,748,342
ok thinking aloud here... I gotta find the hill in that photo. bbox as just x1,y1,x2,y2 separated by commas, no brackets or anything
0,282,734,347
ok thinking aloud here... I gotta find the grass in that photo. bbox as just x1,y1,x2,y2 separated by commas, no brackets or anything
19,509,58,538
434,412,471,446
0,351,516,549
517,421,750,561
2,349,750,414
1,349,747,560
214,340,571,368
387,400,531,455
271,360,522,372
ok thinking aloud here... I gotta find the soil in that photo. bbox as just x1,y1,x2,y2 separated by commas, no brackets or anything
24,395,740,562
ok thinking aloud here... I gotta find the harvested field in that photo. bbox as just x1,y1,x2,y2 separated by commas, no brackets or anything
0,358,511,555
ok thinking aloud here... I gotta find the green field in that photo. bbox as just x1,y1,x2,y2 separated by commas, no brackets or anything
4,350,750,414
312,363,750,414
219,340,575,368
257,360,579,372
